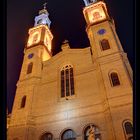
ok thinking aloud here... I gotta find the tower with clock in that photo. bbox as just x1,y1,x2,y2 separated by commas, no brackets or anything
7,1,133,140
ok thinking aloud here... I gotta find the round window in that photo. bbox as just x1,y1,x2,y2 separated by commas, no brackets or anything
28,53,34,59
97,29,106,35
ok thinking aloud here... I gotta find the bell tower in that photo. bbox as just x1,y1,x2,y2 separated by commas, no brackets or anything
83,0,124,58
82,0,133,139
8,5,53,140
19,4,53,80
82,0,132,82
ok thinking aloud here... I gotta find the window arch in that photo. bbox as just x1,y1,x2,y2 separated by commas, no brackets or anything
60,65,75,98
61,129,76,140
123,120,133,140
100,39,110,51
13,138,19,140
40,133,53,140
110,72,120,86
20,96,26,108
27,62,33,74
84,124,101,140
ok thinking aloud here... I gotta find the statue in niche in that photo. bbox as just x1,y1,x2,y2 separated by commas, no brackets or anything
87,125,95,140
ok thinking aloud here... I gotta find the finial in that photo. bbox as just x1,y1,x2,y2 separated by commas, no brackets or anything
43,2,47,10
61,40,70,50
63,40,69,44
39,2,48,15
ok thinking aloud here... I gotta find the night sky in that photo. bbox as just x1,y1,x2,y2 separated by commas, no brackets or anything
7,0,134,113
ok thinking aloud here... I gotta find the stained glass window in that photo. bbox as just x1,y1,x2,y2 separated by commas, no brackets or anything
61,65,75,98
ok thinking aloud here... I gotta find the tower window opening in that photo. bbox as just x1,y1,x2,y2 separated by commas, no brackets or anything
27,62,33,74
100,39,110,51
20,96,26,108
60,65,75,98
123,121,133,140
110,72,120,86
37,19,43,24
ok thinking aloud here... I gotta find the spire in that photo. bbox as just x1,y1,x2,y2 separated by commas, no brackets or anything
39,2,48,15
83,0,97,6
34,2,51,28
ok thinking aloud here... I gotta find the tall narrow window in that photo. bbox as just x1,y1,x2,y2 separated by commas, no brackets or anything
110,72,120,86
100,39,110,51
70,68,74,95
60,65,75,98
123,121,133,140
66,69,70,96
61,70,65,98
27,62,33,74
20,96,26,108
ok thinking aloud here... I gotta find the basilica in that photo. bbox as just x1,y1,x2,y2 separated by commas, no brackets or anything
7,0,133,140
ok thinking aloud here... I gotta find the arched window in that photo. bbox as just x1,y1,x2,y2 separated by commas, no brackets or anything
27,62,33,74
110,72,120,86
123,121,133,140
61,65,75,98
61,129,76,140
40,133,53,140
20,96,26,108
37,19,43,24
84,124,101,140
100,39,110,51
13,138,19,140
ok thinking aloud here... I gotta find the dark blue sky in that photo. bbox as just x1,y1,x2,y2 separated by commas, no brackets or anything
7,0,134,113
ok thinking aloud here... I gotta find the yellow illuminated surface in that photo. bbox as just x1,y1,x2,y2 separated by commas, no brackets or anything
83,1,108,24
42,48,51,61
27,31,41,47
27,25,53,50
27,25,53,61
89,7,106,23
44,33,52,52
29,25,53,40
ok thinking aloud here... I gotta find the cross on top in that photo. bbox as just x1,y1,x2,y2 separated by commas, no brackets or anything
43,2,47,9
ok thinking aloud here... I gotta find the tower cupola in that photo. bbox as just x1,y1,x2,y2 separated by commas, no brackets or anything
34,3,51,28
83,0,98,6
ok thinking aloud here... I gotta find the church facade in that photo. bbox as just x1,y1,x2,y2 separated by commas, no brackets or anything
7,0,133,140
